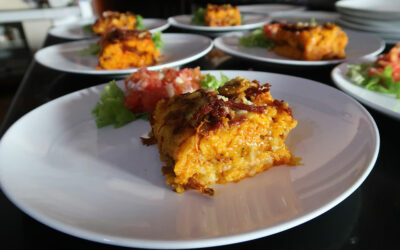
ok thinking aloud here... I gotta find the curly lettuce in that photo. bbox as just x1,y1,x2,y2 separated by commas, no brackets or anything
347,63,400,99
92,81,148,128
239,27,274,48
191,7,206,25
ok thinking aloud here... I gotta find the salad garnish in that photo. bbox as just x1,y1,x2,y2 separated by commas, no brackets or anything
347,44,400,98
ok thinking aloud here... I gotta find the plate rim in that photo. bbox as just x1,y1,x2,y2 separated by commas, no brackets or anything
237,3,306,14
168,14,270,32
335,0,400,14
0,70,380,249
48,18,171,40
34,33,213,75
331,59,400,120
213,30,385,66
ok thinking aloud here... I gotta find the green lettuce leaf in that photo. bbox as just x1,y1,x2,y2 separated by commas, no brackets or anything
82,24,93,34
152,31,163,49
136,14,144,30
239,27,274,48
200,73,230,92
92,81,146,128
191,7,205,25
347,63,400,99
77,43,101,56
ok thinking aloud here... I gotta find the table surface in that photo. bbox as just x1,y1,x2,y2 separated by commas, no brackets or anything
0,28,398,250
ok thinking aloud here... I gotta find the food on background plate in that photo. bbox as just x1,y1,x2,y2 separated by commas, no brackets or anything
97,29,160,70
150,77,298,195
92,11,144,35
347,43,400,98
240,22,348,61
192,4,241,27
92,67,228,128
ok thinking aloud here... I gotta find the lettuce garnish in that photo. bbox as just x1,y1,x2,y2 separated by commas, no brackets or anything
92,81,147,128
152,31,163,49
239,27,274,48
200,73,230,92
191,7,206,25
136,14,144,30
347,63,400,99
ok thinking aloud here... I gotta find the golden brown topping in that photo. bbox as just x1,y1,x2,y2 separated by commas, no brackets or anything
100,29,151,45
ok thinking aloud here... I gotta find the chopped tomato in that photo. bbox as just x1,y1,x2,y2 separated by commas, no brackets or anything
369,43,400,81
124,67,203,113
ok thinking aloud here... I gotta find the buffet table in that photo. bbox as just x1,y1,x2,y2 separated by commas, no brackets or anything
0,29,398,250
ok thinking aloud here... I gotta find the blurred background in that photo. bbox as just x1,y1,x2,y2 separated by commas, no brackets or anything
0,0,337,122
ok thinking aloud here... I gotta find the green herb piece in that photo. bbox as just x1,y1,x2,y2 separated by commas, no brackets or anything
200,73,230,92
136,14,144,30
191,7,206,25
92,81,146,128
239,27,274,48
152,31,163,49
82,24,93,34
310,18,317,26
77,43,101,56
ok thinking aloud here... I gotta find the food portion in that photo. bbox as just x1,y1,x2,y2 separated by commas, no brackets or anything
240,21,348,61
347,43,400,98
150,77,297,195
92,11,142,35
97,29,160,70
191,4,241,27
92,67,204,127
263,22,348,60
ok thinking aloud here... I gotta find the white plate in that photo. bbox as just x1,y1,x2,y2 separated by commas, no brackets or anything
339,14,400,30
272,11,339,23
332,58,400,120
214,29,385,66
335,0,400,20
168,14,270,32
337,18,400,34
237,4,305,15
34,33,213,75
0,70,379,249
49,18,170,40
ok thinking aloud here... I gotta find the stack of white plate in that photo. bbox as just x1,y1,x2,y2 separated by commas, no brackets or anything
335,0,400,43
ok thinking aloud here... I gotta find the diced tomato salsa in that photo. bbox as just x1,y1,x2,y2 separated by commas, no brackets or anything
368,44,400,82
124,67,203,113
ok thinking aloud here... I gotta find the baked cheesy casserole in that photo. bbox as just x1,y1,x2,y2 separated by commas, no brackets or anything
150,77,297,195
205,4,241,27
97,29,159,70
92,11,137,35
264,22,348,61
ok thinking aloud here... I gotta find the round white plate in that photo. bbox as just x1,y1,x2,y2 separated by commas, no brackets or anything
49,18,170,40
339,14,400,30
168,14,270,32
34,33,213,75
272,11,339,23
237,4,305,15
335,0,400,20
332,58,400,120
0,70,379,249
214,29,385,66
337,18,400,34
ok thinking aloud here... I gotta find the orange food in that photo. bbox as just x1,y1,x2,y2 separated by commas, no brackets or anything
97,29,159,70
92,11,137,35
150,77,297,195
124,67,203,113
204,4,241,27
264,22,348,61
